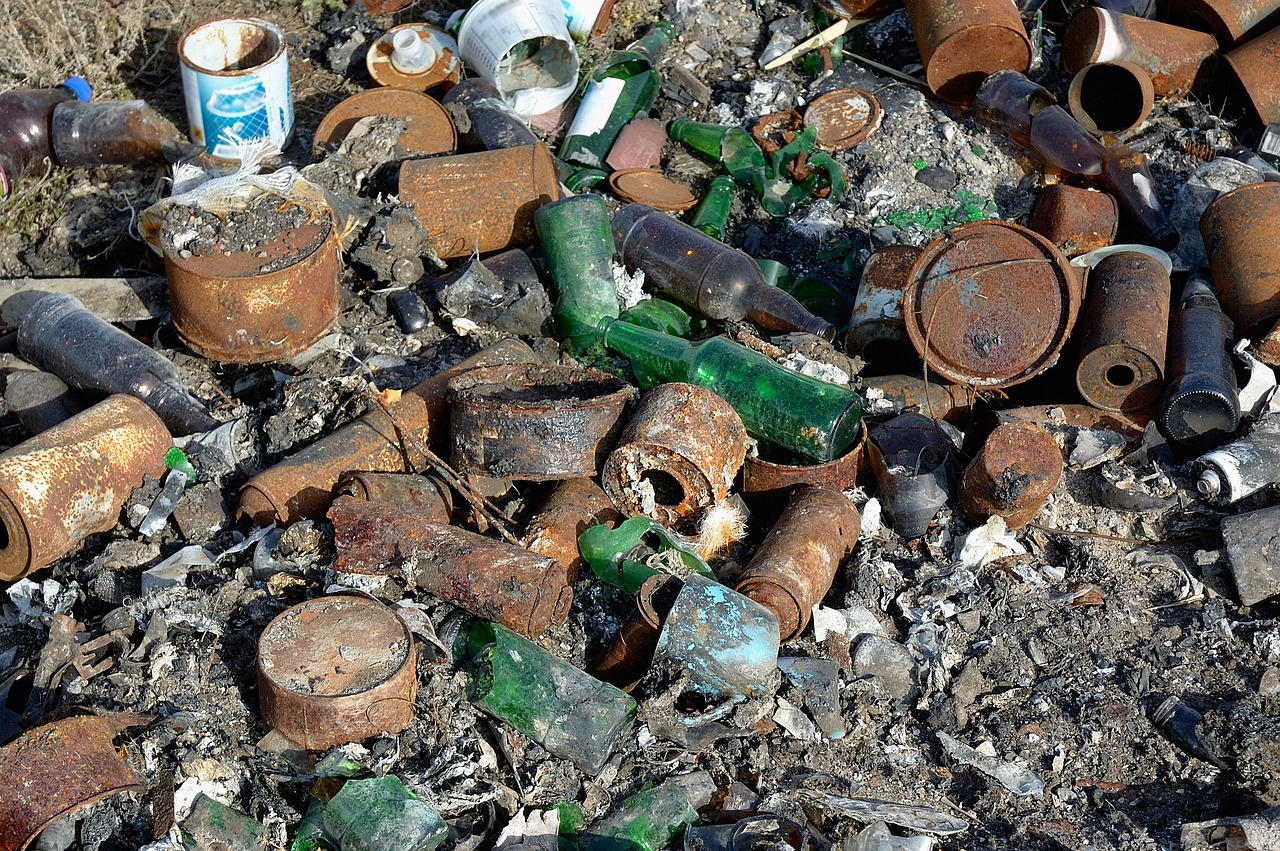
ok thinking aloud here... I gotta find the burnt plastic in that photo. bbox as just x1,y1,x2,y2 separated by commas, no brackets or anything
1158,274,1240,452
17,293,218,436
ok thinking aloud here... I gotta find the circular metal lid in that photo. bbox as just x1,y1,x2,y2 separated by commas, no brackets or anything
902,220,1081,388
608,168,698,211
313,88,457,158
804,88,883,151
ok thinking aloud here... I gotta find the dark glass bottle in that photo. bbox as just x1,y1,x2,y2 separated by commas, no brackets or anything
17,293,218,436
51,99,200,167
0,77,90,197
612,203,834,339
441,78,541,151
1158,273,1240,452
598,318,862,462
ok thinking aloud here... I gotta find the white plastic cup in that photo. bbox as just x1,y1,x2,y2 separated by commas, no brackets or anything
178,17,294,161
456,0,580,116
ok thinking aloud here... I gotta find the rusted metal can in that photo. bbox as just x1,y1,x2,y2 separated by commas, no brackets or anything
861,374,976,423
312,88,457,158
366,24,463,92
734,487,862,642
329,495,572,637
449,362,637,481
0,713,148,851
591,573,679,691
1063,8,1218,97
993,403,1149,436
1067,61,1154,136
1256,317,1280,366
398,143,560,260
1075,250,1170,414
1168,0,1280,46
1200,182,1280,335
902,0,1033,105
0,394,169,582
868,412,955,539
740,425,866,518
337,471,454,525
1027,183,1119,258
163,214,340,364
845,244,920,365
238,338,535,527
902,220,1082,388
959,422,1062,529
601,382,749,528
1223,26,1280,127
257,596,417,751
523,477,623,582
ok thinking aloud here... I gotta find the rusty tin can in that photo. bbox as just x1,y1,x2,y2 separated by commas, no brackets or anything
0,395,169,582
602,382,749,528
313,88,457,158
1168,0,1280,46
1223,25,1280,126
1200,181,1280,335
449,363,637,481
1063,8,1218,98
845,244,921,363
366,24,463,92
1027,183,1119,257
523,477,623,582
959,422,1062,529
902,220,1082,388
257,595,417,751
337,471,454,525
330,495,572,637
238,338,535,527
861,375,976,423
591,573,679,691
1076,250,1170,414
1067,61,1154,136
902,0,1033,105
735,487,862,642
398,143,560,260
740,424,866,517
164,214,340,364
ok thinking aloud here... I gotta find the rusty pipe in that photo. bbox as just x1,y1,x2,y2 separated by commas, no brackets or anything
1067,61,1154,136
522,477,622,583
1063,8,1218,98
959,422,1062,529
337,471,454,524
329,495,572,638
1222,24,1280,126
735,486,861,642
903,0,1032,105
237,337,535,527
0,394,169,581
1168,0,1280,47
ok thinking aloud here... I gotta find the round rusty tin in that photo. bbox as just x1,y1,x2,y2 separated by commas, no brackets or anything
164,215,340,364
804,88,883,151
1067,61,1154,136
608,169,698,211
903,0,1033,104
1223,25,1280,126
258,595,417,751
313,88,457,158
1201,181,1280,334
1027,183,1119,258
449,362,637,481
366,24,463,92
740,423,866,517
959,421,1062,529
903,220,1081,389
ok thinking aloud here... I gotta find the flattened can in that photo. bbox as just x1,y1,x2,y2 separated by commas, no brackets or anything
178,18,293,160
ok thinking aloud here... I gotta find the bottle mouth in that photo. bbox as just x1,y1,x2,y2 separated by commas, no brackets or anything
804,315,835,342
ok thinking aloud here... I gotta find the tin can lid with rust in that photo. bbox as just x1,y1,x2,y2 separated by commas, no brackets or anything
902,220,1081,388
313,88,458,158
608,169,699,211
804,88,883,151
366,23,463,92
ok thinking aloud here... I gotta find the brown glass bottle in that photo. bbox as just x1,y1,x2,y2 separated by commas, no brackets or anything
611,203,834,339
0,78,89,197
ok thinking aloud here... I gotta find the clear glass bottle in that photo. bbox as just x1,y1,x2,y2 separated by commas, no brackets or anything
612,202,834,339
51,99,200,167
597,318,862,462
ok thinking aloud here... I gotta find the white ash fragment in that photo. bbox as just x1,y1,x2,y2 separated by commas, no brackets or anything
613,264,647,311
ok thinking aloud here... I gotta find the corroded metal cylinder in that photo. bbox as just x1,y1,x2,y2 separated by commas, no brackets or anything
902,0,1033,105
449,363,636,480
601,382,749,528
1067,61,1154,136
163,217,340,364
735,487,862,642
523,477,623,582
337,471,454,525
398,143,559,259
313,88,457,157
1168,0,1280,46
1063,9,1218,97
591,573,678,691
1201,182,1280,335
740,425,866,518
1027,183,1119,258
329,495,572,637
1222,25,1280,126
845,244,920,363
257,596,417,751
861,375,976,423
0,394,169,581
959,422,1062,529
238,338,535,527
1076,251,1170,414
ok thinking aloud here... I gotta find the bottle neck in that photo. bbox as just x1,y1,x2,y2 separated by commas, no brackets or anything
598,318,693,386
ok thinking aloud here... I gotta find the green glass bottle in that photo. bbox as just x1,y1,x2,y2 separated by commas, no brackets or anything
598,318,862,462
667,118,767,194
560,22,676,169
577,771,716,851
320,776,447,851
687,174,735,240
612,203,834,339
536,193,619,350
578,515,715,594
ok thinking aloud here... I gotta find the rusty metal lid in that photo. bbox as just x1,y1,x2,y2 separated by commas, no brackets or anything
902,220,1081,388
366,23,463,92
804,88,883,151
608,169,698,211
313,88,457,158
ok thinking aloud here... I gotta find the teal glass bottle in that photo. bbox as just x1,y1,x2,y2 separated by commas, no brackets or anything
598,318,862,462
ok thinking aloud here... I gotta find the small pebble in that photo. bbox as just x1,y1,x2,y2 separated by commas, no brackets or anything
915,165,958,192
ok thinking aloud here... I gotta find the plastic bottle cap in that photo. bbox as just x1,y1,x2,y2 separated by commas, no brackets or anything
391,28,435,74
61,76,92,102
1197,469,1220,497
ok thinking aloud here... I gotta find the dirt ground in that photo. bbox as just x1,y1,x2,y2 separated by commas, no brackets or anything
1,0,1278,849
